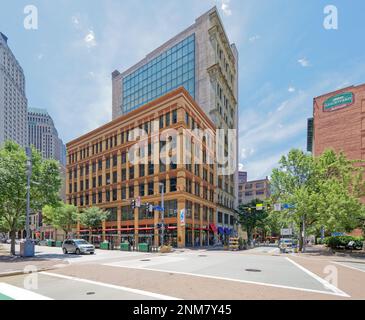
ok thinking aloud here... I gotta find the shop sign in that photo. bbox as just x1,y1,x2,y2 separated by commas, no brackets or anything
324,92,354,112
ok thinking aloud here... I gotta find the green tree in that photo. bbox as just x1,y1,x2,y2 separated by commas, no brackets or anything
42,203,79,239
270,148,365,251
79,207,109,242
237,199,268,245
0,141,61,255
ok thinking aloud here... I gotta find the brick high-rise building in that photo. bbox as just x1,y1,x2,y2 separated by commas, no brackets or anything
310,83,365,160
111,6,238,232
0,32,28,147
66,88,230,248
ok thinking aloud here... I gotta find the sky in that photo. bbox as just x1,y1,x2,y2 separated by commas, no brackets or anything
1,0,365,180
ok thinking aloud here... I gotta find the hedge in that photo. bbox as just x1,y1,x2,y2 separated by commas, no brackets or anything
324,236,364,250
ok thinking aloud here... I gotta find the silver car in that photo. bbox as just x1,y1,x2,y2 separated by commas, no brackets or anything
62,239,95,255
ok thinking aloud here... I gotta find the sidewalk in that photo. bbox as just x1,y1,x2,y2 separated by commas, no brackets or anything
0,245,68,278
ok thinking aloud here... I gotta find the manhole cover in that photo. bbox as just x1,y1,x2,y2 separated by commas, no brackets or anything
245,269,262,273
140,259,151,262
198,255,207,257
86,292,95,295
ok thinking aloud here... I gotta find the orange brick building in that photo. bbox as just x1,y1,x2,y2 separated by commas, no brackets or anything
66,88,221,248
311,84,365,236
312,83,365,159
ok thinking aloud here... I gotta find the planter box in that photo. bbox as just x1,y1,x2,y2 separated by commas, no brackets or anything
120,243,130,251
138,243,150,253
100,242,110,250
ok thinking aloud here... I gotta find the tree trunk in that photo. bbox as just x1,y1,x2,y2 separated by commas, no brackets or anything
299,223,304,252
88,229,92,243
10,230,16,256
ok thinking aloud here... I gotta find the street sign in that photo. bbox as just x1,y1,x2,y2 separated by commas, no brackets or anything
331,232,344,237
180,209,186,227
256,204,263,211
281,228,293,236
153,206,164,212
274,203,282,212
283,204,295,209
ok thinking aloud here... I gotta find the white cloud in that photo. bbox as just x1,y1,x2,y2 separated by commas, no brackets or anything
220,0,232,16
239,163,245,171
298,57,310,67
37,53,44,60
241,147,255,159
84,30,97,47
288,86,296,93
249,35,260,42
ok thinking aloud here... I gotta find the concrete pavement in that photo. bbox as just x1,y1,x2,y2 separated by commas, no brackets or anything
0,245,364,300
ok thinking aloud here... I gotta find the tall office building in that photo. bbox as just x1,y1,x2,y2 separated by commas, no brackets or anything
0,32,28,147
112,7,238,227
28,108,66,166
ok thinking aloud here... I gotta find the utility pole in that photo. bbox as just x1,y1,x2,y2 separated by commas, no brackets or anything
160,183,165,247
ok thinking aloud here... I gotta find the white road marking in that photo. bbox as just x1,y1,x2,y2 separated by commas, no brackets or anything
40,271,181,300
103,264,349,297
285,258,350,298
0,283,52,300
332,261,365,273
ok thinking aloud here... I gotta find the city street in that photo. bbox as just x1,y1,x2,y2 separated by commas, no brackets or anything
1,245,364,300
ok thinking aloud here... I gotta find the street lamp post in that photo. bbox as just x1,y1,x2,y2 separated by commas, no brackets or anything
21,147,35,257
159,183,165,247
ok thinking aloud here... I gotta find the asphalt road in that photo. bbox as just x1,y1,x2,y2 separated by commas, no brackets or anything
0,245,364,300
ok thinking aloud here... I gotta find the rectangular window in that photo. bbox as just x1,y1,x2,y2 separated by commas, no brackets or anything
129,167,135,179
121,187,127,200
121,169,126,181
148,182,154,195
139,184,145,197
139,164,145,177
165,112,170,127
106,173,111,185
172,110,177,124
169,178,177,192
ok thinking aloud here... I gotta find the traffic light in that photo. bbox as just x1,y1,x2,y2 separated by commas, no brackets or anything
131,199,136,209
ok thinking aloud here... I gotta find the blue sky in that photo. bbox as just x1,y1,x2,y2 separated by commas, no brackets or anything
1,0,365,180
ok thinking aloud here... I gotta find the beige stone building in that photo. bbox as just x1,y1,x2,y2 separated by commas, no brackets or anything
111,7,238,234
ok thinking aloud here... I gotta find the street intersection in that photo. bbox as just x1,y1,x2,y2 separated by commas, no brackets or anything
0,245,364,300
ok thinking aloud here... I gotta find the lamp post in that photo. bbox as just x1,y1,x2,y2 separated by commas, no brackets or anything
21,147,35,257
159,182,165,247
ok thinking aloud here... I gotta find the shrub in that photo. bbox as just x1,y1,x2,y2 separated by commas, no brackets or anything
324,236,364,249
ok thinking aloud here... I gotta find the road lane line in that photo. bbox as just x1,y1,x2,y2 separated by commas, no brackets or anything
40,271,181,300
332,261,365,273
285,258,350,298
102,264,348,297
0,283,52,300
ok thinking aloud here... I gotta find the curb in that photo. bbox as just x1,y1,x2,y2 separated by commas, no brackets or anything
0,266,63,279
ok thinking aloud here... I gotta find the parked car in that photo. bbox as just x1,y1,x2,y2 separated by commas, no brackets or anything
62,239,95,255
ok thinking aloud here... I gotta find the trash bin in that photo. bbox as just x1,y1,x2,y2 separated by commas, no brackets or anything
55,241,63,247
120,243,131,252
138,243,150,253
100,241,110,250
